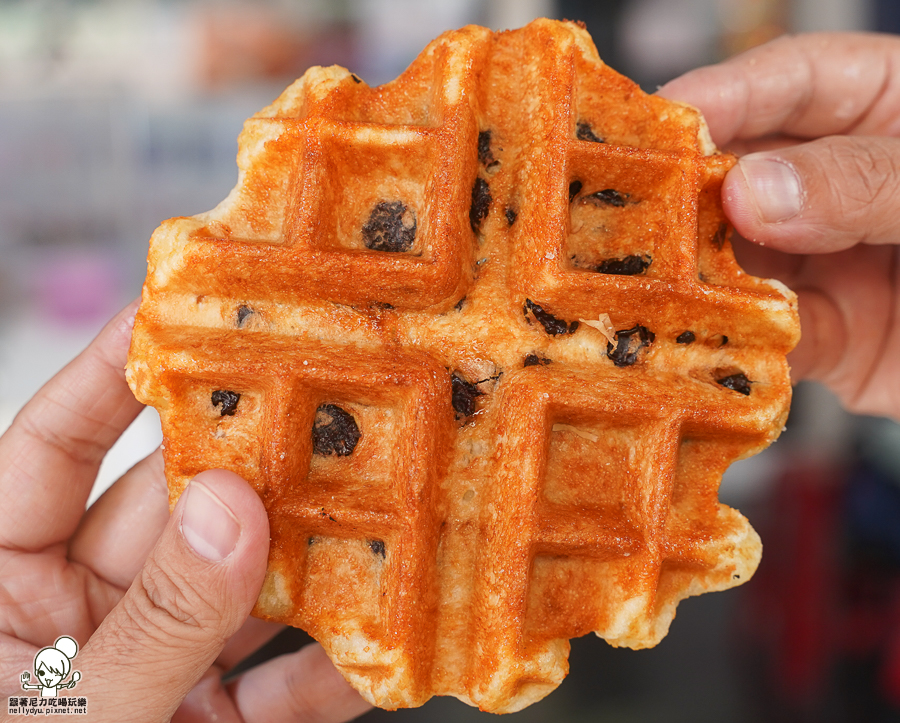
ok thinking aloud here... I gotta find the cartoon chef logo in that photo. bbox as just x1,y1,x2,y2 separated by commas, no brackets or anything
20,636,81,697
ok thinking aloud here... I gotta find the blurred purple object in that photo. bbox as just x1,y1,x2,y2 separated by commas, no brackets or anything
35,250,120,326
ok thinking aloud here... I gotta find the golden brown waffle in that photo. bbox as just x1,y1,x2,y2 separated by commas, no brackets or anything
127,19,799,713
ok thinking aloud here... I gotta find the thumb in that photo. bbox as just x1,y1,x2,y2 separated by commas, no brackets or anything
75,470,270,723
723,135,900,253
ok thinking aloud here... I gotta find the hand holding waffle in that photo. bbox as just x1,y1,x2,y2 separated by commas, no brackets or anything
128,19,798,712
660,32,900,419
0,303,369,722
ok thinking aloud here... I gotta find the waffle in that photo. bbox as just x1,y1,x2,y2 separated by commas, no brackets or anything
126,19,799,713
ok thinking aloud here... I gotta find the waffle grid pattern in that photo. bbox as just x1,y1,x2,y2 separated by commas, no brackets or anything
128,19,799,713
174,39,480,310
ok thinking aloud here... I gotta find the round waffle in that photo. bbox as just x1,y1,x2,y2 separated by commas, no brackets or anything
127,19,799,713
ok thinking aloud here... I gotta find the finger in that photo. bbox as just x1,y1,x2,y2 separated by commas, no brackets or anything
789,247,900,417
725,134,808,157
658,33,900,146
71,450,284,667
0,300,144,552
73,453,281,668
75,469,269,723
721,136,900,253
216,617,284,672
176,643,371,723
0,634,40,697
733,237,900,416
68,448,169,590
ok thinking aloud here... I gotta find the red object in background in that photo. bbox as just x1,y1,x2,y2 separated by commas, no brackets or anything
739,453,900,719
197,5,359,91
879,589,900,707
746,457,844,707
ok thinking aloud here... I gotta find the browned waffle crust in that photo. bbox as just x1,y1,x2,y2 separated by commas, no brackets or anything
127,19,799,713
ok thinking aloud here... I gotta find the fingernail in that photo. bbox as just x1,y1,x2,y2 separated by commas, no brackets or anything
180,481,241,562
739,154,803,223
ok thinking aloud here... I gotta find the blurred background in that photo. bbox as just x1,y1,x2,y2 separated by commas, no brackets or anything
2,0,900,720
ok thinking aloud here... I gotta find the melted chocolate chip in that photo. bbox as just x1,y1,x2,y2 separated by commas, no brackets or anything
236,305,254,327
593,255,650,275
585,189,628,207
211,390,240,416
606,326,655,367
362,201,416,252
505,207,518,226
712,222,729,250
451,372,482,420
478,130,497,167
568,180,583,202
368,539,386,558
470,177,491,231
524,353,552,367
676,331,696,344
524,298,578,335
576,122,604,143
720,335,729,347
312,404,361,456
350,73,363,83
717,373,752,395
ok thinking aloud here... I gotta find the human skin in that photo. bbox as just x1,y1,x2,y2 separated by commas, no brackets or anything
0,301,372,722
4,32,898,722
659,32,900,420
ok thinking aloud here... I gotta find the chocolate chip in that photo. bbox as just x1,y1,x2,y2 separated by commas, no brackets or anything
362,201,416,252
470,177,491,231
350,73,362,84
676,331,696,344
236,305,254,327
717,373,752,395
211,390,240,416
505,207,517,225
712,222,729,250
584,189,628,207
478,130,498,167
312,404,361,456
606,326,655,367
720,335,729,346
368,539,386,558
524,353,552,367
569,180,583,202
524,298,578,335
454,297,466,311
593,255,650,275
451,372,482,420
576,122,604,143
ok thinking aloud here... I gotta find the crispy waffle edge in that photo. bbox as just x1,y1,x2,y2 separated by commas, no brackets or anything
126,18,800,714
